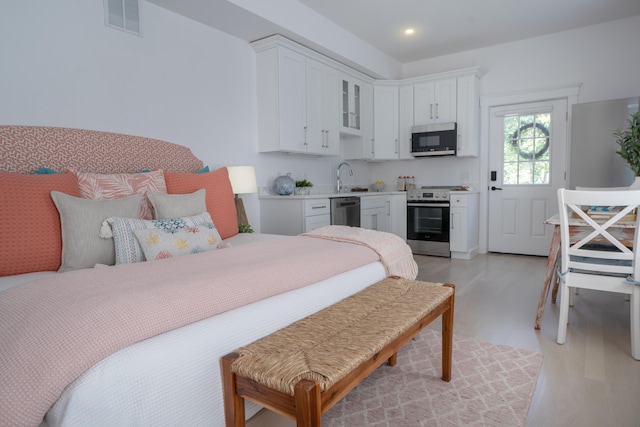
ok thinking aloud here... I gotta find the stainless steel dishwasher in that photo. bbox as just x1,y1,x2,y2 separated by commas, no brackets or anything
330,196,360,227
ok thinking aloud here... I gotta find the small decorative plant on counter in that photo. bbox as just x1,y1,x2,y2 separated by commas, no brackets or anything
238,223,254,233
614,112,640,177
295,179,313,195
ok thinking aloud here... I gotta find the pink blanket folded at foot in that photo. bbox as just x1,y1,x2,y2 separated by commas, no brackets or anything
303,225,418,280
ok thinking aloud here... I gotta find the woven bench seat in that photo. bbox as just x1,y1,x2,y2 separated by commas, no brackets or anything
221,276,455,427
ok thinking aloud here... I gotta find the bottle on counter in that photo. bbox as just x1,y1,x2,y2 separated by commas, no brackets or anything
397,176,405,191
406,176,415,190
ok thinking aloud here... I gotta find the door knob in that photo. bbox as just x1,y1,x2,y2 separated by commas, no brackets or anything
491,186,503,191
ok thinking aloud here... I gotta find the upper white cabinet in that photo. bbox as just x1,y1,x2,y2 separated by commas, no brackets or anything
372,84,400,160
398,84,414,160
341,75,363,136
253,37,346,156
455,74,481,157
255,46,307,154
306,58,340,155
253,36,482,159
413,78,457,126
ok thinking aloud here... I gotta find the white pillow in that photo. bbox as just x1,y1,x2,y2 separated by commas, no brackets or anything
133,225,224,261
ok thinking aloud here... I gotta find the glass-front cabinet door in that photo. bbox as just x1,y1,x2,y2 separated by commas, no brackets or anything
341,75,362,135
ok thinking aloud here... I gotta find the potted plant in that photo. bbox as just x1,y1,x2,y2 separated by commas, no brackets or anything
295,179,313,195
614,112,640,183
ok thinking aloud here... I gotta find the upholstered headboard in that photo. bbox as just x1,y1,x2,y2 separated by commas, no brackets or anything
0,126,203,174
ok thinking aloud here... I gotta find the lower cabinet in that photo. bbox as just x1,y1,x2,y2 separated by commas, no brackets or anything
260,198,330,235
260,193,407,239
388,193,407,240
449,192,479,259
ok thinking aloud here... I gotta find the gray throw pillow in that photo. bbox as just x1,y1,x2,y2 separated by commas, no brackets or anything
148,189,206,219
50,191,143,272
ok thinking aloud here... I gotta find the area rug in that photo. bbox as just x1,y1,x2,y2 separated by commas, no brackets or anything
322,329,543,427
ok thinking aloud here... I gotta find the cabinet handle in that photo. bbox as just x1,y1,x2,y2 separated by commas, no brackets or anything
387,200,391,216
312,205,327,209
325,129,330,148
304,126,308,146
435,102,439,119
395,138,398,154
429,104,433,120
451,212,454,229
373,213,377,230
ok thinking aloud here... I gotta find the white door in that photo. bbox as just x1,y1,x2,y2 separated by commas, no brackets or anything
488,99,567,255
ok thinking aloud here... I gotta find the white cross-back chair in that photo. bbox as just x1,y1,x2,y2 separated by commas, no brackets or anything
556,188,640,360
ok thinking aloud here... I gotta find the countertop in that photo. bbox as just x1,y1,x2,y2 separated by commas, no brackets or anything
259,191,406,200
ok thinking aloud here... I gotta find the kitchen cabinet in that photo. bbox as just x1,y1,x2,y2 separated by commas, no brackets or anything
254,41,341,156
413,78,457,126
260,197,330,235
361,195,389,232
388,193,407,240
255,46,307,154
398,84,414,160
340,75,363,136
372,84,399,160
449,192,479,259
455,74,480,157
306,58,340,155
343,82,375,161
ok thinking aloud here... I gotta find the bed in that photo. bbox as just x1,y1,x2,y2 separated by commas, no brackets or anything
0,126,417,427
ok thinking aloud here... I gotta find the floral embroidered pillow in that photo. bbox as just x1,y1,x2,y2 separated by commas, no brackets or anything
133,226,224,261
72,169,167,219
102,212,216,264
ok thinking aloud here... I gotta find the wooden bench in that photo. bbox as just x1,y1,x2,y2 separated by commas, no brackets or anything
221,276,455,427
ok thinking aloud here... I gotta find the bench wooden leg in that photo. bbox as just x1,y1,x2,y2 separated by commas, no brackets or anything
221,353,246,427
441,286,455,382
294,379,321,427
387,352,397,366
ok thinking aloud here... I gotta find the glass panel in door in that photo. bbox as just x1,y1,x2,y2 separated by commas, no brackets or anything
342,80,349,128
353,83,360,130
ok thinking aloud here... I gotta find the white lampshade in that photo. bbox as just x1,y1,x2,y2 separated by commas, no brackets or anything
227,166,258,195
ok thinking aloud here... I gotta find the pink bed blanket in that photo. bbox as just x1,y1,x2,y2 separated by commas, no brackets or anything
303,225,418,279
0,235,398,427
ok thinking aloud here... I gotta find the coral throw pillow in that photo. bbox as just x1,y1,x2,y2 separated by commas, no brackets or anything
164,167,238,239
0,171,81,276
72,169,167,219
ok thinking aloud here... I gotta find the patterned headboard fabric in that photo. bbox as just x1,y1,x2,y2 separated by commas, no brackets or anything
0,126,204,174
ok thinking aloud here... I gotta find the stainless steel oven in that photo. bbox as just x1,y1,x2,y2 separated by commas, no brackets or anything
406,186,458,257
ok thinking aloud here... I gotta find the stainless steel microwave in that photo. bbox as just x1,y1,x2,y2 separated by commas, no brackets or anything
410,122,457,157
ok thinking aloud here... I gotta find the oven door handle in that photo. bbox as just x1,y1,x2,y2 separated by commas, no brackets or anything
407,203,450,208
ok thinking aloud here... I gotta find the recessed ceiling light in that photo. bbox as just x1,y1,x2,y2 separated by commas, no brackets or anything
404,28,414,35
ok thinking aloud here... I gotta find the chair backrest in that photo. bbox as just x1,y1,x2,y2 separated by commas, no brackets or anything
575,186,630,191
557,188,640,278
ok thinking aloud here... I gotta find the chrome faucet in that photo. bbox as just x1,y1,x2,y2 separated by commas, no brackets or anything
336,162,353,193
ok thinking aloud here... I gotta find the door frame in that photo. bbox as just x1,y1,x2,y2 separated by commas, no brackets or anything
478,85,581,254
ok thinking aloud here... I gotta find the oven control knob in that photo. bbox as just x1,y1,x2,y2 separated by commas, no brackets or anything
434,193,440,199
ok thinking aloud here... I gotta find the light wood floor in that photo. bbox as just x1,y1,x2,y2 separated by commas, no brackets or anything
248,253,640,427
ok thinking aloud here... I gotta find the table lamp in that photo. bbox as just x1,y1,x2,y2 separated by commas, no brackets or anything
227,166,258,226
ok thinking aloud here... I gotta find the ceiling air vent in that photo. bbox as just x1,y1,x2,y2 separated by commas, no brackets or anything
104,0,141,36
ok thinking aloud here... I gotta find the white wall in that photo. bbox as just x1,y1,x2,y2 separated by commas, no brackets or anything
0,0,347,232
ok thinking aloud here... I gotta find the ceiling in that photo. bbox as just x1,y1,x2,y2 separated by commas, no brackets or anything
149,0,640,65
297,0,640,63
